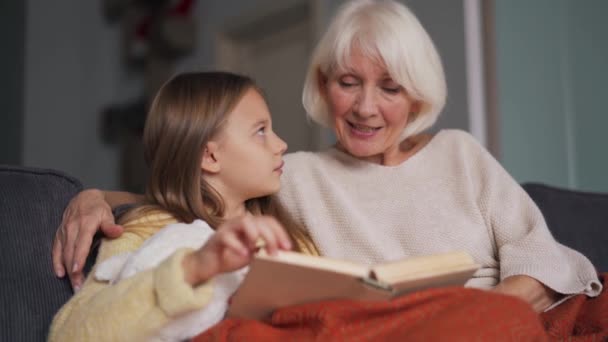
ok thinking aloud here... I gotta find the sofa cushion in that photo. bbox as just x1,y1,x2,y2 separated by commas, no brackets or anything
523,183,608,272
0,165,83,341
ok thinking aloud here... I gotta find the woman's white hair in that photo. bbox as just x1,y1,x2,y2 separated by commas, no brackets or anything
302,0,447,140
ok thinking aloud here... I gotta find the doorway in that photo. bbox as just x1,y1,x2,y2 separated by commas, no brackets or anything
216,1,322,153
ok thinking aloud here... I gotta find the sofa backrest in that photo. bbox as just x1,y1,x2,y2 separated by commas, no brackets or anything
0,165,83,341
523,182,608,272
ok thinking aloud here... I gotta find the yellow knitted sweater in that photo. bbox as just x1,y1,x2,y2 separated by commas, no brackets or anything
48,212,318,341
47,212,209,341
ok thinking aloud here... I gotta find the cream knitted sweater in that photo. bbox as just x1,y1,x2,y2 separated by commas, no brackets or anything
278,129,602,297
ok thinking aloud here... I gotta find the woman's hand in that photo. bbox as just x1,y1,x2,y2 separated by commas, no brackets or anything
182,215,292,287
493,275,561,312
52,189,124,291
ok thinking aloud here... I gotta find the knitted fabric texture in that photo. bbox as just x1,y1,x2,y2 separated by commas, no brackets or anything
48,213,215,341
278,129,601,297
94,220,247,342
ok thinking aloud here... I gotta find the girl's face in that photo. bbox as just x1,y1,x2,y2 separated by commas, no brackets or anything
322,49,419,165
211,88,287,202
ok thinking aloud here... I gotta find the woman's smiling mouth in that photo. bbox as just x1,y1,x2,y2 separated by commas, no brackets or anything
347,121,382,137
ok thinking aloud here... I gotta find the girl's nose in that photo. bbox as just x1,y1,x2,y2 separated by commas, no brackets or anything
273,133,288,154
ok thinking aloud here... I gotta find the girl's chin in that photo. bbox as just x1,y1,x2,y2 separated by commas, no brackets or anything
268,183,282,194
254,183,281,198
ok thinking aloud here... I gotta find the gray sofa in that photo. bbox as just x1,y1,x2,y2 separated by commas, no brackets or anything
1,165,606,341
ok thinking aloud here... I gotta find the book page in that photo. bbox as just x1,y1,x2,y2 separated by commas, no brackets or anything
388,267,479,296
371,251,478,284
257,250,370,278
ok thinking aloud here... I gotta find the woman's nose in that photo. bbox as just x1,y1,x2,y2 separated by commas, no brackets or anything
354,87,378,118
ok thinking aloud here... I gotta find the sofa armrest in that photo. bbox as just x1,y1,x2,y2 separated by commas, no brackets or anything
0,165,83,341
523,182,608,272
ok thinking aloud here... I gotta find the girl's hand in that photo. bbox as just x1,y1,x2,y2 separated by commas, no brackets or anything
182,215,292,286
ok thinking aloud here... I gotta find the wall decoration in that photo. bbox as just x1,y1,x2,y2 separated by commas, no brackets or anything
100,0,197,192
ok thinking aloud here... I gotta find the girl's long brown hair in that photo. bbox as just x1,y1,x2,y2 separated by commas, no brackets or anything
119,71,312,251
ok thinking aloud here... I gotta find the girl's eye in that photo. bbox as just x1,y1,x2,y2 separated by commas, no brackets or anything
256,126,267,136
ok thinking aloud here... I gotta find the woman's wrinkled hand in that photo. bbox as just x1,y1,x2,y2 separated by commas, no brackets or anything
493,275,561,312
182,215,292,286
52,189,124,291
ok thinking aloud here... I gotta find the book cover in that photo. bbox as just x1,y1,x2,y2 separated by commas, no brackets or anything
227,250,479,320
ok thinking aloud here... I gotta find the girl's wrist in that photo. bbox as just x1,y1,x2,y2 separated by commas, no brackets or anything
182,250,218,286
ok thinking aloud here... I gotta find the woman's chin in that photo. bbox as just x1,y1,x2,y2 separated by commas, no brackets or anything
341,142,382,160
338,131,386,159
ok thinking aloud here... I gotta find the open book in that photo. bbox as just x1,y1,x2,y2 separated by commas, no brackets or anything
227,250,479,320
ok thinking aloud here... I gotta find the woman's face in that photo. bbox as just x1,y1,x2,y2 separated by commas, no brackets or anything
322,49,419,164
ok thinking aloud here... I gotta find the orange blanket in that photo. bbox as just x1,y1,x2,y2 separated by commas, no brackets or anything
193,274,607,341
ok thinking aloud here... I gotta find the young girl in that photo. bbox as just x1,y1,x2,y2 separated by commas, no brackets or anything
48,71,317,341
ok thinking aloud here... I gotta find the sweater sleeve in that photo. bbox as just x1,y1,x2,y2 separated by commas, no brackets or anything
460,131,602,298
47,225,214,341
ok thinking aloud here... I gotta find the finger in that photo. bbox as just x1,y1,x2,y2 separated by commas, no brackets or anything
100,221,124,239
255,220,280,255
61,220,78,284
222,243,252,264
52,231,65,277
237,217,262,251
53,207,74,277
263,216,292,250
71,227,96,282
70,273,84,293
219,231,249,256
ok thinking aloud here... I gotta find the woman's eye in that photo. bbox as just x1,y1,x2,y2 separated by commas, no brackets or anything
338,79,357,88
383,87,401,94
382,85,401,94
256,126,267,135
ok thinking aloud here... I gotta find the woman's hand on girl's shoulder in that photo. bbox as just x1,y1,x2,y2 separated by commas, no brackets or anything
53,189,125,290
182,215,292,286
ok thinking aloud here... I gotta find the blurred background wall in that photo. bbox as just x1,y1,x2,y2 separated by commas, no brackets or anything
495,0,608,192
1,0,606,192
0,1,25,166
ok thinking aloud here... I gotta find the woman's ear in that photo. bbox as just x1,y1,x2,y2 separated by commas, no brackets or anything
201,142,221,174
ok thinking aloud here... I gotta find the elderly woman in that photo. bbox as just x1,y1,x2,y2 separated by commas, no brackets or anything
54,0,601,317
